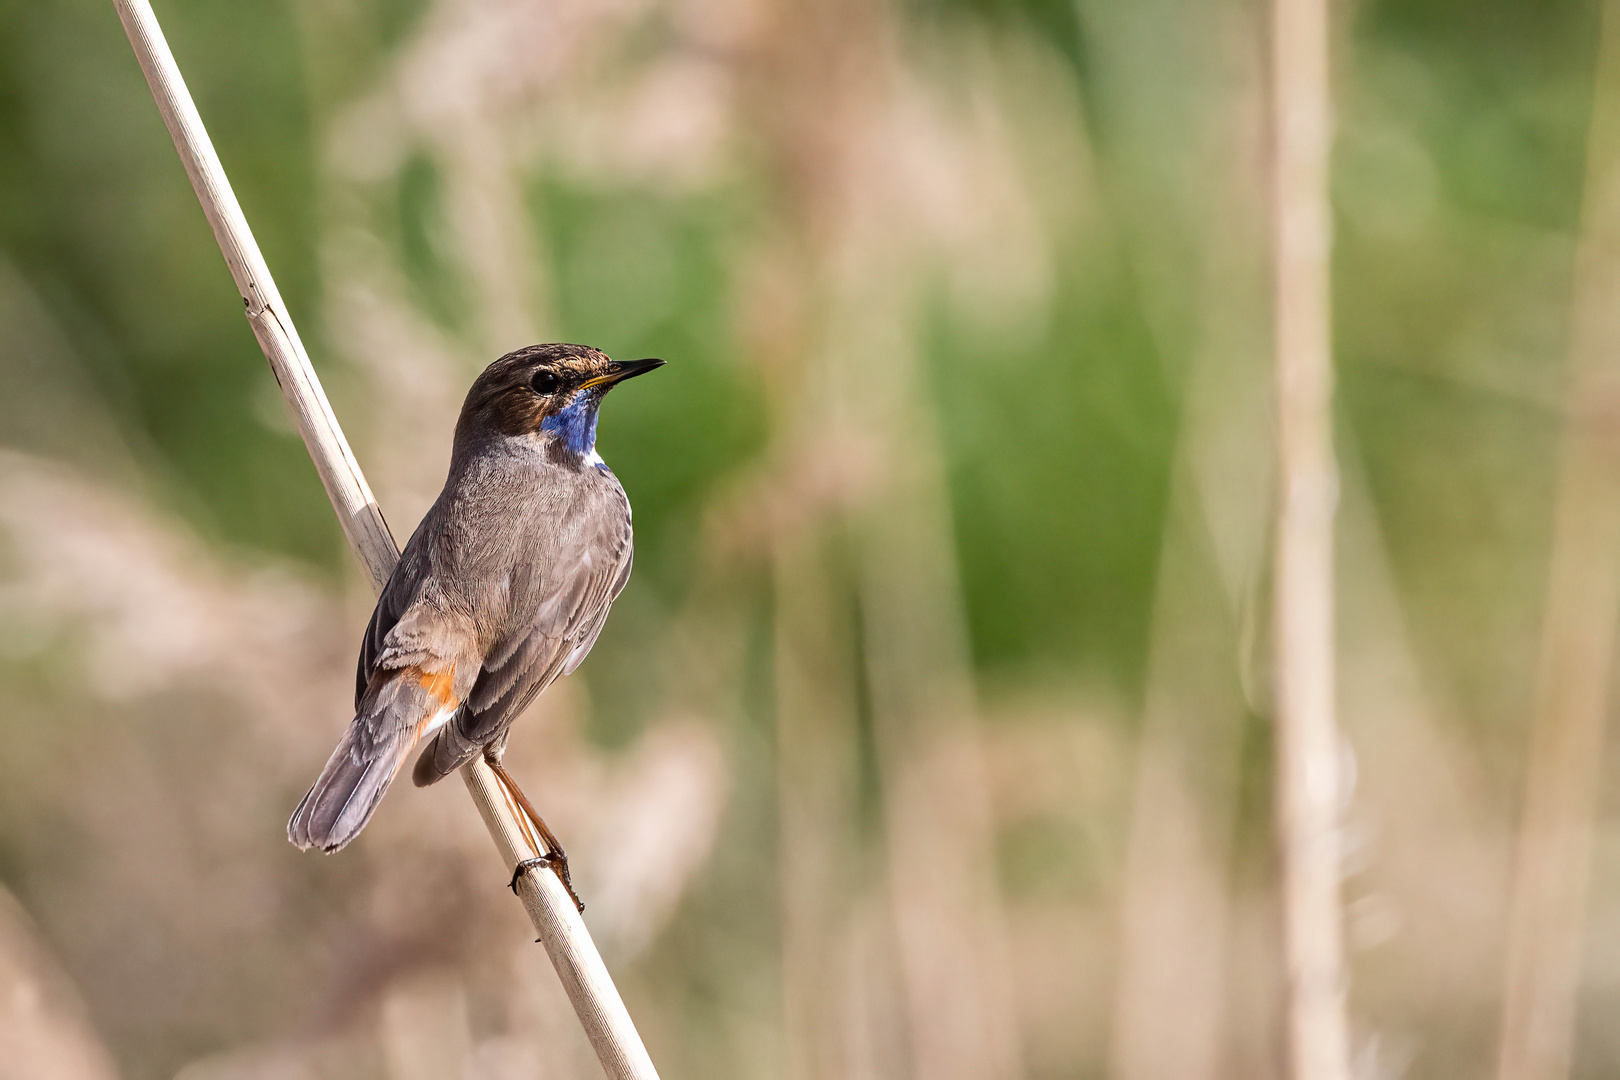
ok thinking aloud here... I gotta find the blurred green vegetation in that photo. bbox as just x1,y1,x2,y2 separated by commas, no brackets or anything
0,0,1591,717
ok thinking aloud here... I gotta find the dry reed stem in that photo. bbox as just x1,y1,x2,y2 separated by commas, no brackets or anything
1269,0,1352,1074
1107,16,1272,1076
772,526,863,1080
1110,492,1249,1080
1496,3,1620,1078
111,3,658,1077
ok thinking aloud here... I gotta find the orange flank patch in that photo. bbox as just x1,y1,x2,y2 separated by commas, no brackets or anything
406,664,461,754
415,664,457,709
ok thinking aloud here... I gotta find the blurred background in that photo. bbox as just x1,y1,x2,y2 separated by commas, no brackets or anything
0,0,1609,1077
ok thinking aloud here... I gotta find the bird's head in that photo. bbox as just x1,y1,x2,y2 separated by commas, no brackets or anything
456,343,664,462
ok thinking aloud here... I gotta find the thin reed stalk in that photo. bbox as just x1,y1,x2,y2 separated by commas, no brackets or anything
111,3,658,1077
1496,3,1620,1078
1105,15,1271,1076
1269,0,1352,1075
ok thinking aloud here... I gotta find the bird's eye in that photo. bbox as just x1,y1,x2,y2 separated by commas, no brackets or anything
531,370,560,395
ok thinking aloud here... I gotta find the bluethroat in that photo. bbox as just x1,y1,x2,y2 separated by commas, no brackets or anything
288,343,664,911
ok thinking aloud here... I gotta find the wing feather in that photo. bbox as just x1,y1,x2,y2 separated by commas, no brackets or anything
355,525,432,707
412,475,634,785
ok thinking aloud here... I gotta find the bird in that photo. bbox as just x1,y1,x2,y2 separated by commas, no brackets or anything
287,343,664,910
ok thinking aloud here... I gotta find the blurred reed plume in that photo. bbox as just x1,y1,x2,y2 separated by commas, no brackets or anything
0,0,1617,1078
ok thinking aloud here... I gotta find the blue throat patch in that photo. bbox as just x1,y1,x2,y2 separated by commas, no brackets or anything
540,390,602,458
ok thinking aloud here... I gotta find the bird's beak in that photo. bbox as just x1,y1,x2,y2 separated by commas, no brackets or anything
581,358,665,391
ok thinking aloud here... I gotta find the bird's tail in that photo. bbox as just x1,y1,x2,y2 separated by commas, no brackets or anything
286,726,418,852
288,666,457,852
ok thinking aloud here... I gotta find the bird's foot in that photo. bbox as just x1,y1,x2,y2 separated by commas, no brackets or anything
508,853,585,915
487,757,586,914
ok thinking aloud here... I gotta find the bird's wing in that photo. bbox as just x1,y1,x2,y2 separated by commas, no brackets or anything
293,548,478,851
355,530,432,709
411,476,634,786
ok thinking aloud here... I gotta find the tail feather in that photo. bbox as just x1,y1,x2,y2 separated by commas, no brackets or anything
287,726,420,852
289,664,460,852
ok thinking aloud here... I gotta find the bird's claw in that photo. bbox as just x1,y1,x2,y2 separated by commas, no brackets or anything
509,854,556,893
508,854,585,915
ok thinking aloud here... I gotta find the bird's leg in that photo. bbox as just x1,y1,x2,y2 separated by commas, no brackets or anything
487,754,584,914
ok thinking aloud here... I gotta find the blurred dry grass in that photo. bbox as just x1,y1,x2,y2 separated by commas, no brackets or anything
0,0,1615,1078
